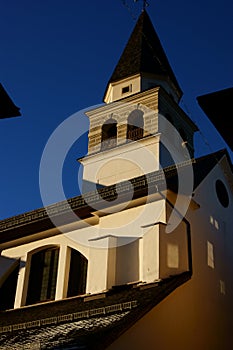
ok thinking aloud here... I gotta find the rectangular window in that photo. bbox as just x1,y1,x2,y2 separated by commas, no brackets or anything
167,244,179,268
122,84,132,94
220,280,226,295
207,241,214,269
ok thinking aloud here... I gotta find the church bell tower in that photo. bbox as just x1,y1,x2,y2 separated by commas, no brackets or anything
79,10,198,189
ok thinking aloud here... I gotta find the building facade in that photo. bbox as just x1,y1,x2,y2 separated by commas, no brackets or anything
0,10,232,350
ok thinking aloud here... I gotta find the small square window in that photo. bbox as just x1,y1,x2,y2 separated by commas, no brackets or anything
122,84,132,94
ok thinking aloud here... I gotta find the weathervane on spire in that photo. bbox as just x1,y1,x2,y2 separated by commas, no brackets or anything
134,0,149,11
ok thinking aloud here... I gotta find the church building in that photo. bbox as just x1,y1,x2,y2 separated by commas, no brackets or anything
0,10,232,350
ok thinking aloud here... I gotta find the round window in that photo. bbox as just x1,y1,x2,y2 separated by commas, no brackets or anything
215,179,229,208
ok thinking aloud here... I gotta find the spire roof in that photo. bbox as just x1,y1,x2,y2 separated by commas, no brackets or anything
106,10,182,99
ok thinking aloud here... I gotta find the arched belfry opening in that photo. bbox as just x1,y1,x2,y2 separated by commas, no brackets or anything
127,109,144,141
26,246,59,305
101,118,117,150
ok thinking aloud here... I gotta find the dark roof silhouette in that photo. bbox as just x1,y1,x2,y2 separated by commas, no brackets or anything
0,83,21,119
105,10,182,100
197,87,233,151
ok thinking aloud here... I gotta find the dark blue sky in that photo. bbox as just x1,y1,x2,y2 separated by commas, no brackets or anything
1,0,232,219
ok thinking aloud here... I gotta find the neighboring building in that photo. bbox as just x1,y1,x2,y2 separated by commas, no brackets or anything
0,83,21,119
0,10,232,350
197,87,233,151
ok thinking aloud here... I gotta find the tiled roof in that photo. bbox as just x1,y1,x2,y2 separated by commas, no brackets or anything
0,149,230,243
0,312,130,349
0,272,191,349
0,83,21,119
105,10,182,100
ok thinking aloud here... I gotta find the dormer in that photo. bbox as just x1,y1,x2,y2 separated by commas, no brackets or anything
103,10,182,104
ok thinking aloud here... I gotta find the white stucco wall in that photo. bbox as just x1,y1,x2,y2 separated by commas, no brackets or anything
82,134,160,186
1,196,185,307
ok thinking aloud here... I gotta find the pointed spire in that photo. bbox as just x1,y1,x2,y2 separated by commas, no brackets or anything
104,10,182,102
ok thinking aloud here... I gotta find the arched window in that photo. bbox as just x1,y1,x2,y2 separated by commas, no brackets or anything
101,118,117,150
127,110,144,141
26,246,59,305
67,249,88,297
